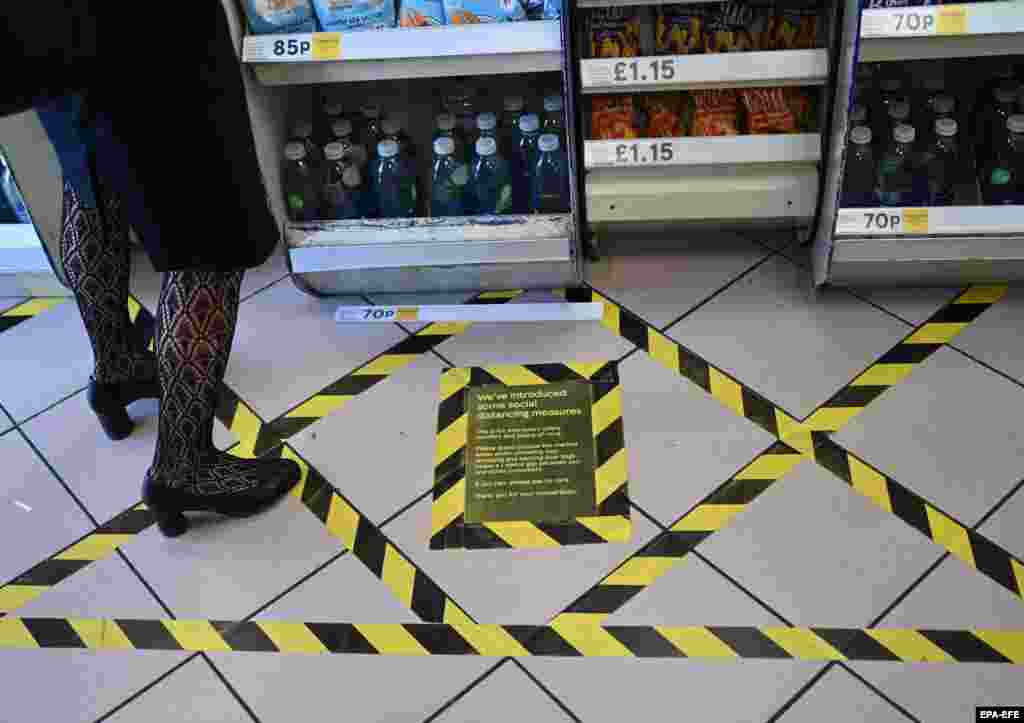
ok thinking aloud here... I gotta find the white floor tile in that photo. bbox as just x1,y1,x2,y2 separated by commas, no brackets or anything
780,667,909,723
953,285,1024,382
435,663,574,722
105,658,252,723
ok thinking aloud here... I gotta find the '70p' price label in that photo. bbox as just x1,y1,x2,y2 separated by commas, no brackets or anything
861,6,968,37
836,208,929,235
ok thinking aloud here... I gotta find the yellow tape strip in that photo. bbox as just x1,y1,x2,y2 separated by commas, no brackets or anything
56,534,134,561
591,385,622,438
851,364,916,387
355,624,429,655
955,286,1007,305
848,456,892,514
69,618,133,650
355,354,420,376
257,622,328,654
802,407,863,433
734,453,803,480
604,557,681,586
763,628,845,661
382,545,417,611
973,629,1024,663
708,368,745,419
0,585,47,614
551,620,634,657
925,506,976,569
484,365,548,387
647,330,680,373
285,395,351,420
3,298,66,317
577,515,632,542
656,626,738,659
431,479,466,536
164,620,231,652
905,323,967,345
435,415,468,466
867,629,953,663
0,618,39,648
324,494,360,551
440,368,471,402
595,448,628,504
483,521,560,548
672,504,746,532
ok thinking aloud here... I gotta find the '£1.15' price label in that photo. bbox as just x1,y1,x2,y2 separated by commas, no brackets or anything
611,58,676,85
613,141,675,165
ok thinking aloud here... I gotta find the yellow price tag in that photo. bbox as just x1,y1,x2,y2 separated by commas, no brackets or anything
396,308,419,322
312,33,342,61
936,6,967,35
902,208,929,234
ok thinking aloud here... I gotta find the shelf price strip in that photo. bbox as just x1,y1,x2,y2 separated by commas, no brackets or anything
836,208,929,236
242,32,343,62
861,5,969,38
587,140,677,168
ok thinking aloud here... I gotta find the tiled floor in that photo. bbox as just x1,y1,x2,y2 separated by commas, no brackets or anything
1,242,1022,722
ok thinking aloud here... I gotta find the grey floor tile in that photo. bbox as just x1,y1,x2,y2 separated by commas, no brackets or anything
977,482,1024,560
3,555,189,723
0,431,93,582
434,663,574,722
524,658,824,723
952,284,1024,383
0,298,93,422
212,553,492,723
833,347,1024,527
121,494,343,619
618,351,776,526
586,240,771,329
699,462,943,626
666,256,910,418
854,286,962,326
851,664,1023,723
365,290,477,333
21,391,237,525
105,658,252,723
224,279,407,421
779,667,911,723
382,496,660,624
289,353,447,525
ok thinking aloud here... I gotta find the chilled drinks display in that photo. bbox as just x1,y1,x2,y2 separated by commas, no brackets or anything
840,58,1024,208
281,78,570,222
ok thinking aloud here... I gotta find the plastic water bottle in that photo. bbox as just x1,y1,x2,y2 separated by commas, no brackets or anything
470,137,512,215
359,104,383,160
282,142,321,221
884,100,911,150
979,84,1019,166
290,120,321,165
434,112,465,162
475,112,498,155
332,118,368,169
372,139,417,218
841,126,876,208
500,96,525,157
321,142,363,220
321,99,346,145
924,118,959,206
542,94,565,144
431,137,470,217
876,124,917,207
530,134,569,214
875,77,905,144
980,115,1024,205
512,113,540,214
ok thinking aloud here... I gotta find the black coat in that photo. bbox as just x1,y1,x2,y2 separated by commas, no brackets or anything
1,2,279,272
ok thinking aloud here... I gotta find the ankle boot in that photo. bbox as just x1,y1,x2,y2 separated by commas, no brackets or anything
142,456,301,537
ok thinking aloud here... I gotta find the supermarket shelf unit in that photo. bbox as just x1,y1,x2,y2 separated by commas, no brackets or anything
814,0,1024,286
227,0,579,295
567,0,836,246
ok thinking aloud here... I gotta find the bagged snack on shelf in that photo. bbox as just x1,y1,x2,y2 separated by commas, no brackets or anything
762,7,818,50
592,95,640,140
244,0,318,34
703,1,757,53
655,4,707,55
739,87,798,134
400,0,445,25
312,0,396,31
691,90,740,136
589,8,642,58
783,87,818,131
640,94,688,138
443,0,526,23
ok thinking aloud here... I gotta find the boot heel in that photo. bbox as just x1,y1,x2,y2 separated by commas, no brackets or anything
95,406,134,441
152,505,189,537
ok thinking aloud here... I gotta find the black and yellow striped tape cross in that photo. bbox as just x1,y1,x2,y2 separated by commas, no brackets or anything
1,617,1022,663
0,298,67,334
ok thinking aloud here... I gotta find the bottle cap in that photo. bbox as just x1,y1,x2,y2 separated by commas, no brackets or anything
922,76,945,93
477,112,497,131
377,139,399,158
889,100,910,120
538,134,560,152
332,118,353,138
284,142,306,161
995,83,1019,104
293,121,313,139
880,77,903,93
933,94,955,116
849,125,872,145
850,104,867,124
935,117,958,137
361,104,381,119
324,101,344,117
475,136,497,156
503,96,525,112
324,142,347,161
543,95,563,112
519,113,540,133
342,166,362,188
434,137,455,156
1008,115,1024,134
436,113,456,132
893,124,915,144
381,117,402,136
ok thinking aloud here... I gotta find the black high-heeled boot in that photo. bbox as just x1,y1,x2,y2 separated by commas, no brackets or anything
142,453,301,537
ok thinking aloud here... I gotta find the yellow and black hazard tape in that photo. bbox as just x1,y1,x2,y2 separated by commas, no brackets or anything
0,297,68,334
804,286,1008,433
1,617,1021,663
0,503,154,616
431,361,631,550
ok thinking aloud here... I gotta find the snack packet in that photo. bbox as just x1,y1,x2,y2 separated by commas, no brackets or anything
244,0,318,34
400,0,445,25
739,87,797,134
691,90,740,136
589,8,642,58
443,0,526,23
640,94,686,137
763,8,818,50
783,87,817,131
592,96,640,140
312,0,396,31
703,1,757,53
655,5,708,55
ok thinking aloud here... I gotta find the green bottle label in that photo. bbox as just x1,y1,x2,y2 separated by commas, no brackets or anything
990,168,1011,185
495,185,512,214
287,193,304,210
879,158,900,175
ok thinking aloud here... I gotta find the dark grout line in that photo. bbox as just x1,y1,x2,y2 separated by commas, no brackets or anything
868,553,949,629
972,476,1024,531
512,659,584,723
92,653,202,723
841,285,964,330
201,653,265,723
762,663,834,723
380,488,434,529
692,551,793,627
116,548,177,620
240,273,290,303
628,501,669,532
421,658,511,723
838,662,923,722
14,425,101,527
240,549,349,623
948,342,1024,398
10,383,89,429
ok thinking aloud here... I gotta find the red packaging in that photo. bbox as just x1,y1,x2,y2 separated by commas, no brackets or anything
592,95,640,140
739,87,798,134
691,90,739,136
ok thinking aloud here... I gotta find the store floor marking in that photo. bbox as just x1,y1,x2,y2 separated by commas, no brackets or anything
0,297,67,334
1,618,1022,663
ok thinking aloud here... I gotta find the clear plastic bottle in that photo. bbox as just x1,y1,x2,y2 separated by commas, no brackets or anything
979,84,1019,166
431,137,471,217
321,141,363,220
444,87,477,139
841,126,876,208
475,112,498,152
876,124,917,207
932,94,955,120
925,118,959,206
875,77,905,144
980,115,1024,205
331,118,367,168
500,96,525,157
470,137,512,216
290,120,321,165
530,134,569,214
512,113,541,214
372,139,417,218
321,99,346,145
542,94,565,143
850,104,868,128
282,141,321,221
359,104,383,160
884,100,911,150
381,117,415,160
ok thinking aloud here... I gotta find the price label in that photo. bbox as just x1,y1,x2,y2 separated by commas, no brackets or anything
836,208,929,235
312,32,343,60
243,33,342,62
936,5,967,35
335,306,418,322
588,140,676,167
584,57,678,88
862,5,969,38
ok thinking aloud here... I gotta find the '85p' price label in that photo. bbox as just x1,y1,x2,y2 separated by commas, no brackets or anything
244,33,342,62
836,208,929,235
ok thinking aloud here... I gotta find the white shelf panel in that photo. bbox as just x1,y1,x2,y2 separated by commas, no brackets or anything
859,2,1024,61
830,235,1024,284
580,49,828,93
835,205,1024,238
243,22,562,84
585,134,821,169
